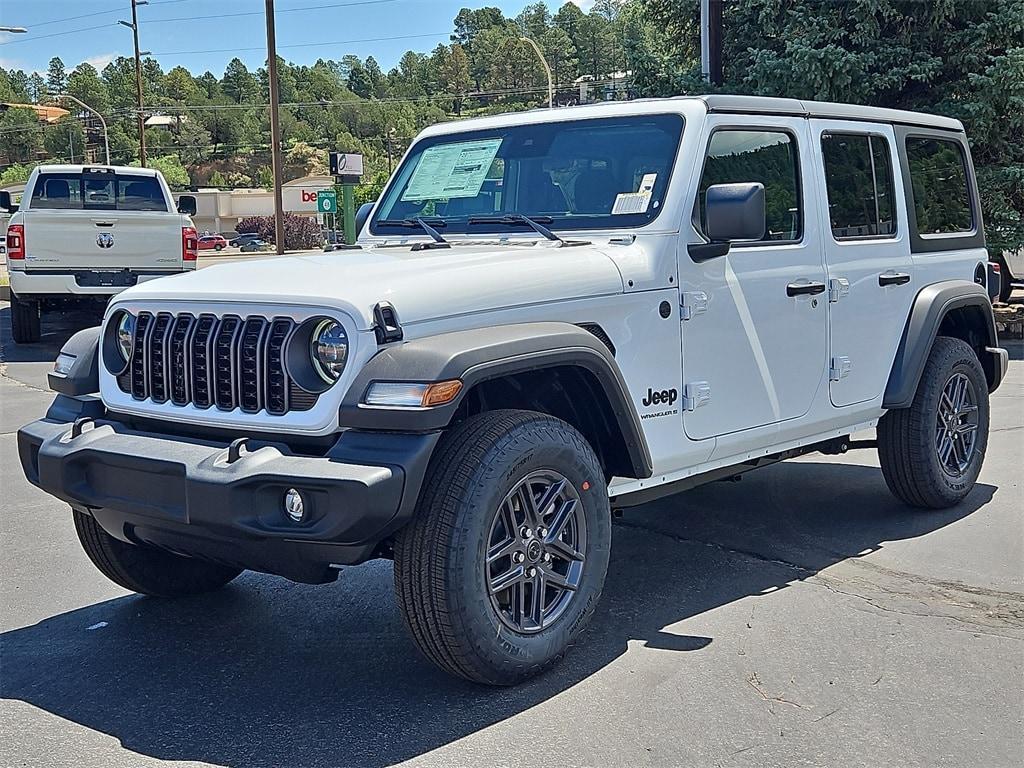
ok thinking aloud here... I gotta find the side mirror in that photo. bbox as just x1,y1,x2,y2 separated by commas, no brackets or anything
177,195,197,216
0,190,17,213
689,182,766,262
354,202,374,236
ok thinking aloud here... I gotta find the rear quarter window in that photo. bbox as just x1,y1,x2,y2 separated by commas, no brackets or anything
905,137,973,234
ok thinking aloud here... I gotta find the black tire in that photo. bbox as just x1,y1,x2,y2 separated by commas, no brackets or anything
394,409,611,685
214,244,224,251
878,336,990,509
73,510,242,597
10,294,41,344
997,262,1013,303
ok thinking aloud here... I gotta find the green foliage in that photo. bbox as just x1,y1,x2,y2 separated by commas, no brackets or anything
131,155,190,188
235,213,323,250
0,163,33,185
43,117,85,162
0,108,41,163
208,170,227,187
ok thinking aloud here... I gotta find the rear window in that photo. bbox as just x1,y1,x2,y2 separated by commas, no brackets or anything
30,172,168,212
905,137,973,234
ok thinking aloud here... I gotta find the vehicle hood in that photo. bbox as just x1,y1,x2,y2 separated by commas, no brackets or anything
115,241,625,330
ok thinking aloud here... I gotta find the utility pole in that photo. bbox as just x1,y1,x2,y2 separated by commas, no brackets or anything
700,0,724,86
120,0,148,166
265,0,286,255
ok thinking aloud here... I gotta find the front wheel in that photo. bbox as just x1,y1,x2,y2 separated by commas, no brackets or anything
394,410,611,685
878,336,990,509
74,510,242,597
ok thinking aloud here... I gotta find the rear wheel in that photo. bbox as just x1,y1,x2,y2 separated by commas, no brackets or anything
878,336,990,508
74,510,242,597
394,410,611,685
10,294,41,344
214,243,224,251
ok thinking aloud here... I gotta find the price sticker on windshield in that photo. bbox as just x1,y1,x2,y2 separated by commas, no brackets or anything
612,173,658,215
401,138,503,202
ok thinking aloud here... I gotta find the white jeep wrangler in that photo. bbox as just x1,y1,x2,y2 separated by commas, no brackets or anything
19,96,1008,685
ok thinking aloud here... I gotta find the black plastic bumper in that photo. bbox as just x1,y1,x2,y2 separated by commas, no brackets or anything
18,411,439,583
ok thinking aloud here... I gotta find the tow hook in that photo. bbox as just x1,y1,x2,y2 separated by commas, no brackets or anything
70,417,94,438
226,437,250,464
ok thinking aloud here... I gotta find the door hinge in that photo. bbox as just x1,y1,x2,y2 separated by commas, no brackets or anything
680,291,709,320
828,278,850,303
830,356,852,381
683,381,712,411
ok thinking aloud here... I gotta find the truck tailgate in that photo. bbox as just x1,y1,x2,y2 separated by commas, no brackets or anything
22,209,184,271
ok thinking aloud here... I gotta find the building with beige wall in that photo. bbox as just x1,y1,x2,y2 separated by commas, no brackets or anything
173,175,335,234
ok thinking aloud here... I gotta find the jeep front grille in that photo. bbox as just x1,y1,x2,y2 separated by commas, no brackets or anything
117,311,317,415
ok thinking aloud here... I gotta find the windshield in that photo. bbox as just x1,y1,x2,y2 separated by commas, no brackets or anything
30,171,168,212
370,114,684,235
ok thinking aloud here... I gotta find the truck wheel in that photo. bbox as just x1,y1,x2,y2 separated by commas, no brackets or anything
878,336,990,509
394,410,611,685
10,294,41,344
997,260,1013,303
73,510,242,597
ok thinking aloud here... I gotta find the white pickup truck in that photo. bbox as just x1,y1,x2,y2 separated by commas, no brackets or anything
1,164,198,344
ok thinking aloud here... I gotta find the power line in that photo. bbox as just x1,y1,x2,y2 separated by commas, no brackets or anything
16,0,194,30
150,30,450,57
0,0,399,46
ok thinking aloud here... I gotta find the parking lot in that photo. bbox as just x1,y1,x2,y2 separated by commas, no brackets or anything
0,291,1021,768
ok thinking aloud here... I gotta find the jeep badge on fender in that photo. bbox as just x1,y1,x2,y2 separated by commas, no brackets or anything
17,95,1008,687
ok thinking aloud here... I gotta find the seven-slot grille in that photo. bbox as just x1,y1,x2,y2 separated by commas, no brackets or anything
117,311,316,415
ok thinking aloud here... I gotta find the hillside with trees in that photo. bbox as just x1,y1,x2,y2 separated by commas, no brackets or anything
0,0,1020,254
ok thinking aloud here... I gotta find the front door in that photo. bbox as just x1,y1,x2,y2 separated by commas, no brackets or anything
681,118,829,441
810,120,915,407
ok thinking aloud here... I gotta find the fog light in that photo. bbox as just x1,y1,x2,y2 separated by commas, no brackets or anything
284,488,305,522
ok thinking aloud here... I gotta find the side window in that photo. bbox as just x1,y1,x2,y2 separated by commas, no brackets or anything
697,129,801,242
906,137,973,234
821,133,896,239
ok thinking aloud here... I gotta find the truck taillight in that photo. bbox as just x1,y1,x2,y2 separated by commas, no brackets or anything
6,224,25,259
182,226,198,261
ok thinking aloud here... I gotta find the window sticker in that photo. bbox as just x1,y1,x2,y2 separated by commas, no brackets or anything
612,173,658,214
401,138,503,202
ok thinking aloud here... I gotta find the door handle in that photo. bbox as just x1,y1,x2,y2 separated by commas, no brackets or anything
787,280,827,297
879,271,911,287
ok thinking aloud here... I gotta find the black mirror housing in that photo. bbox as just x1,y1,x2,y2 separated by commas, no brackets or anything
705,182,766,242
177,195,197,216
0,190,14,212
354,202,374,236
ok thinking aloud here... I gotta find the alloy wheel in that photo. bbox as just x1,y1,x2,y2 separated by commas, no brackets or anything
935,372,979,477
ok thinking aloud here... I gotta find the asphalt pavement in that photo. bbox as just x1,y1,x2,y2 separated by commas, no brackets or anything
1,298,1021,768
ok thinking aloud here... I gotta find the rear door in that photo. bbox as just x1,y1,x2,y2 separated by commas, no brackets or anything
810,120,915,407
22,169,184,272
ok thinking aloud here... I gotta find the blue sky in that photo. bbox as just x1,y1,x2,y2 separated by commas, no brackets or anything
0,0,594,78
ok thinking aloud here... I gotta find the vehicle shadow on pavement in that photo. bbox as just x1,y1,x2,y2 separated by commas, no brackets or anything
0,459,995,768
0,307,99,364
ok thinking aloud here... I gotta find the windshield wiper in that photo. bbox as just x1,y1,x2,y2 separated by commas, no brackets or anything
376,217,450,250
467,214,562,243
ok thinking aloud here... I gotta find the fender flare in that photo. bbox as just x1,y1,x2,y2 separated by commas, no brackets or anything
883,280,1000,409
339,322,653,479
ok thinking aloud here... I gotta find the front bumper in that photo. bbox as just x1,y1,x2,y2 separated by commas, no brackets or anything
18,411,438,583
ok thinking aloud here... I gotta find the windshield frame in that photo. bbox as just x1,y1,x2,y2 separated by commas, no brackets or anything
369,113,685,237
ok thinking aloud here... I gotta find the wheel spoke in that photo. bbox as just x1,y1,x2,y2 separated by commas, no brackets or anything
940,389,956,414
539,564,577,592
489,564,524,596
547,535,584,563
938,432,954,466
487,536,519,565
517,484,542,528
527,572,544,625
534,478,567,522
544,498,577,544
956,422,978,436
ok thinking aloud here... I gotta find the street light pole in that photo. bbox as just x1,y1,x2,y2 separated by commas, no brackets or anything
521,36,553,109
265,0,286,255
55,94,111,165
120,0,148,166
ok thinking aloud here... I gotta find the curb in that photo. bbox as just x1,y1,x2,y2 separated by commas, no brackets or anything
0,284,9,302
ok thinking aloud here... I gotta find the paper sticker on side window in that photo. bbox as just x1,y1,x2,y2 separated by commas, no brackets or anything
401,138,502,202
612,173,657,215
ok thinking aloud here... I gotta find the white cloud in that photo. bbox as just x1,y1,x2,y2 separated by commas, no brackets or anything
82,52,118,70
565,0,596,10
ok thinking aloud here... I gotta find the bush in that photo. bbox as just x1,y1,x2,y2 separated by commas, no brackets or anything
234,213,323,251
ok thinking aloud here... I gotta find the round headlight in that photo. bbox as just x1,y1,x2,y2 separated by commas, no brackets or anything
311,319,348,383
116,312,136,361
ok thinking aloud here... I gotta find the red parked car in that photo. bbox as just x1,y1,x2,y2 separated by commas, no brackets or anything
197,235,228,251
